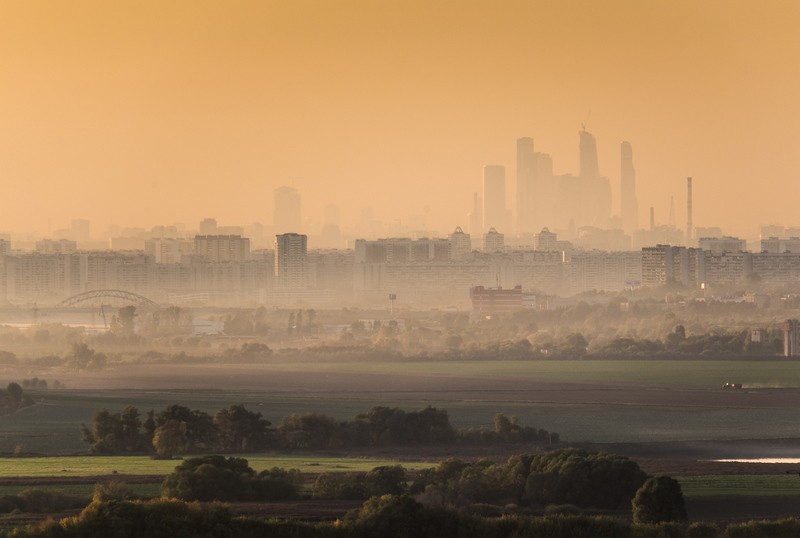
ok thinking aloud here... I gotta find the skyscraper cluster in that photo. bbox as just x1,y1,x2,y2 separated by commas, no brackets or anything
479,129,639,239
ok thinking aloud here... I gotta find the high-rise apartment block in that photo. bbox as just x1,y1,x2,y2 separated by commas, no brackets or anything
274,233,308,289
482,228,505,253
641,245,701,286
145,238,194,264
194,235,250,263
761,237,800,254
698,236,746,254
35,239,77,254
448,227,472,261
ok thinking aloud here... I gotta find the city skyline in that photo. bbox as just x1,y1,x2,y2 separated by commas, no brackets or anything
2,1,799,238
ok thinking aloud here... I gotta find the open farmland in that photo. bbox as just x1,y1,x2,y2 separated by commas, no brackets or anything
678,474,800,497
2,359,800,454
0,454,433,478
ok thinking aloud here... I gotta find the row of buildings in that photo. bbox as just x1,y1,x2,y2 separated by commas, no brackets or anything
3,229,800,307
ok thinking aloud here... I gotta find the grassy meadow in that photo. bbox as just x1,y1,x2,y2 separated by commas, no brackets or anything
0,454,434,478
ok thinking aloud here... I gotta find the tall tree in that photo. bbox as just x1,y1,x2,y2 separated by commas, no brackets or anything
153,419,187,458
214,404,272,451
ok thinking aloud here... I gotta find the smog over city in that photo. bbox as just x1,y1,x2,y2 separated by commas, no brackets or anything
0,1,800,536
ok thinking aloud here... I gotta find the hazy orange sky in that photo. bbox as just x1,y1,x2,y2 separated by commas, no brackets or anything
1,0,798,238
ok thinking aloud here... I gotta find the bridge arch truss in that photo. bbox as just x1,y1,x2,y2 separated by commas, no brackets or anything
57,290,158,308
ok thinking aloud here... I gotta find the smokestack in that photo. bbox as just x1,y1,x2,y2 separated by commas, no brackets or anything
650,206,655,230
686,177,693,243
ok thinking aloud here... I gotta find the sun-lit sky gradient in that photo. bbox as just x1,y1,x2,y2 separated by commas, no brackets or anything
1,0,798,238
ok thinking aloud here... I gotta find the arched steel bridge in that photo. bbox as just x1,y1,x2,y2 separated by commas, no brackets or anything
57,290,158,308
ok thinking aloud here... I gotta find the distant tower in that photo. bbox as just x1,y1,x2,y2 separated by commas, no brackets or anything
483,165,507,232
620,142,639,232
199,218,218,235
468,192,483,236
650,207,655,230
669,196,676,227
579,129,599,179
516,137,535,233
686,177,693,243
274,186,302,233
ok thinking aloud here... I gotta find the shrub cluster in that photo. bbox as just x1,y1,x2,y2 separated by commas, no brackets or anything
12,495,790,538
0,488,85,514
411,449,648,510
160,455,302,502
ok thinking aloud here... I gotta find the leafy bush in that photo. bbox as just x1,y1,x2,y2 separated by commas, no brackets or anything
161,456,300,502
632,476,687,524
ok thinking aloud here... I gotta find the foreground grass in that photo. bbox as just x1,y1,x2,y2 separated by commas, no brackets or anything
678,474,800,497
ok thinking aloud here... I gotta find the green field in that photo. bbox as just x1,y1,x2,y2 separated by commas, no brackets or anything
0,454,434,478
677,475,800,497
253,359,800,388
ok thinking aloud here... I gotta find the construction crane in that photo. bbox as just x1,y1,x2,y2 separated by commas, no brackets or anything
581,111,591,132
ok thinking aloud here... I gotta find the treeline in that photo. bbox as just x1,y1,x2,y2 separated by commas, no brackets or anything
0,322,784,372
90,327,783,368
117,325,786,365
0,488,85,515
414,325,781,361
80,405,559,456
0,343,107,371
